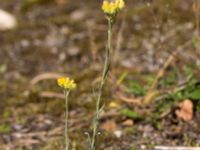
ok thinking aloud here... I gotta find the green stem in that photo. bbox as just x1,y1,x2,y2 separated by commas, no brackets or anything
90,17,112,150
64,90,70,150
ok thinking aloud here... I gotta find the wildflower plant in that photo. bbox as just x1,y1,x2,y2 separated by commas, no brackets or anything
102,0,125,19
89,0,125,149
57,77,76,150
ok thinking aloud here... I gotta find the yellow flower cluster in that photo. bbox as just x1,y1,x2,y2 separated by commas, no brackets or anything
102,0,125,15
57,77,76,90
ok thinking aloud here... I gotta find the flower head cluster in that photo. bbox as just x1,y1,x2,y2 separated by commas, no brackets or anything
57,77,76,90
102,0,125,15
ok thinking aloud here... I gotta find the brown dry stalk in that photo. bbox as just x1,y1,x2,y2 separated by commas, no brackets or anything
143,40,191,105
155,146,200,150
143,50,178,105
30,72,64,85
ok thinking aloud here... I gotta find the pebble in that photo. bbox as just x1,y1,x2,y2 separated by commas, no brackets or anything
114,130,122,138
0,9,17,31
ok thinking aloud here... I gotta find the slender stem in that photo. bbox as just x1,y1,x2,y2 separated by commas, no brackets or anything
195,0,200,36
64,90,70,150
193,0,200,37
90,17,112,150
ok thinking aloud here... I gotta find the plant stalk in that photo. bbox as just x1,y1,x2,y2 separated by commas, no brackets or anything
195,0,200,36
64,90,70,150
90,17,112,150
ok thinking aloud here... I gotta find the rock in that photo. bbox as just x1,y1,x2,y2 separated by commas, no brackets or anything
114,130,122,138
70,9,86,22
67,46,80,56
0,9,17,31
176,99,193,122
122,119,134,126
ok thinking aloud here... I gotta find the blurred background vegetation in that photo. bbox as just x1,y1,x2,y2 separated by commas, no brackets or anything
0,0,200,149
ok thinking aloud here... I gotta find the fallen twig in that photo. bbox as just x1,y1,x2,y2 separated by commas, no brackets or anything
30,72,64,85
155,146,200,150
116,92,142,105
39,91,65,99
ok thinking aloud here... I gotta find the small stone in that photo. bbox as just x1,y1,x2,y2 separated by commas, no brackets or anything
67,46,80,56
122,119,134,126
0,9,17,31
70,9,86,22
114,130,122,138
176,99,193,122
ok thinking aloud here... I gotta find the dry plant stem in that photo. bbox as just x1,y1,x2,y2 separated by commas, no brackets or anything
64,90,70,150
150,51,177,90
194,0,200,36
155,146,200,150
90,17,112,150
143,51,177,104
143,40,192,105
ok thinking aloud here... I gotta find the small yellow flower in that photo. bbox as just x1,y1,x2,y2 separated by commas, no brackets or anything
116,0,125,10
57,77,76,90
102,0,125,15
102,1,117,15
109,101,120,108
